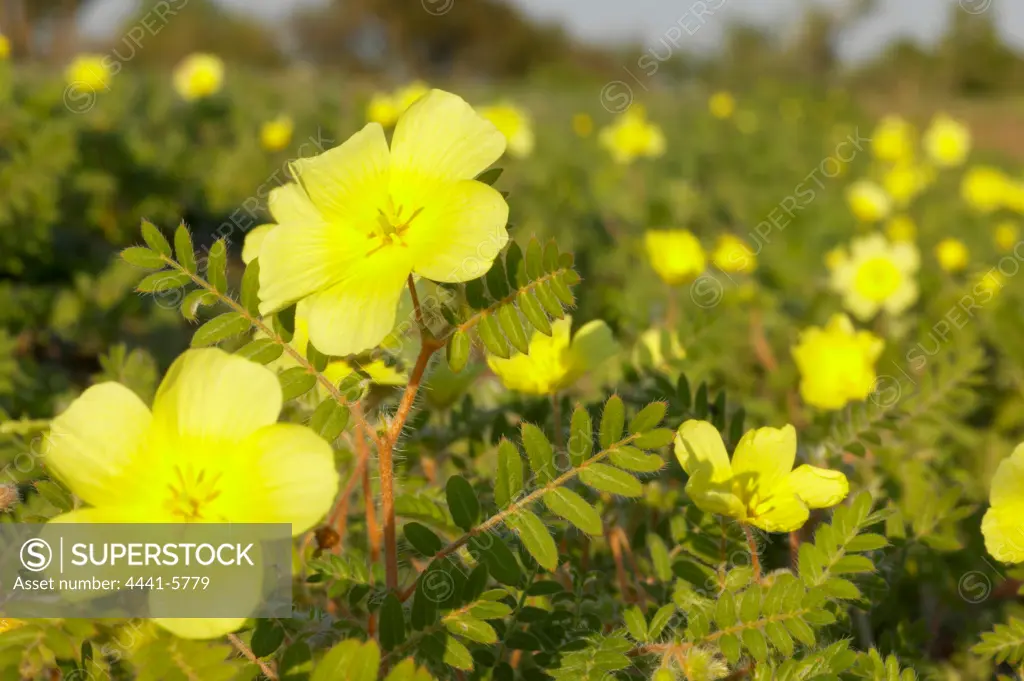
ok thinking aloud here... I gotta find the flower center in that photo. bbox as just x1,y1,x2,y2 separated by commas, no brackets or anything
366,197,422,256
165,465,224,521
854,256,902,302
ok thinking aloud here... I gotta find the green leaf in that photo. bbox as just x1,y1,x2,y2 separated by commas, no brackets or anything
543,240,559,272
462,564,488,603
495,439,524,509
765,621,794,656
251,620,284,658
624,606,648,641
469,535,522,586
137,271,192,293
534,281,565,318
497,305,529,354
478,313,510,359
524,238,544,280
446,329,470,373
175,223,197,274
720,633,742,665
379,592,406,651
505,241,525,287
207,239,228,293
579,463,642,497
517,291,551,336
648,534,672,582
739,587,761,622
629,402,667,433
446,475,480,531
715,590,737,627
508,509,558,571
543,488,602,535
846,533,889,552
609,446,663,473
305,340,329,372
648,604,675,639
568,406,593,467
831,555,875,574
312,640,380,681
633,428,675,449
521,423,555,483
181,289,217,321
190,312,252,347
235,338,284,364
241,260,261,317
469,601,513,619
742,629,769,662
784,617,816,646
279,367,316,401
486,258,511,300
141,219,172,257
35,480,72,512
476,167,503,186
443,636,473,671
121,246,167,269
600,395,625,449
550,272,575,305
444,615,497,645
403,522,442,556
310,398,350,441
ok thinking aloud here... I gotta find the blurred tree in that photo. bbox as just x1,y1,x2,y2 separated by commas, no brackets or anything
935,3,1024,95
106,0,284,67
290,0,584,78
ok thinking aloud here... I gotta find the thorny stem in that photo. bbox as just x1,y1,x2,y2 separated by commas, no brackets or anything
397,431,643,601
379,279,445,591
228,633,277,680
744,524,762,584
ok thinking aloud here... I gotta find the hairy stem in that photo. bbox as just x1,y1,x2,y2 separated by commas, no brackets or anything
228,633,277,680
744,524,761,584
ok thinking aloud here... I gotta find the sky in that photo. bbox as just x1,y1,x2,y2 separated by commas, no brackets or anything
80,0,1024,64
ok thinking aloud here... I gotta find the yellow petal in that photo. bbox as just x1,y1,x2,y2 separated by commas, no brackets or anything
152,349,281,443
983,505,1024,564
730,425,797,494
407,180,509,283
153,617,247,641
748,493,809,533
239,424,339,535
267,183,321,225
786,465,849,509
241,224,274,264
566,320,619,381
257,219,368,315
305,248,413,356
289,122,390,231
48,507,173,523
45,383,152,508
390,90,505,209
674,420,732,482
685,472,746,520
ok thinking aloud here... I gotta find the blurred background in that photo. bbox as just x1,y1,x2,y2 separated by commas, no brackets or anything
2,0,1024,427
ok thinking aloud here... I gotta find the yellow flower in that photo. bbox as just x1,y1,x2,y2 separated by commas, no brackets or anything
644,230,705,285
173,53,224,101
976,270,1005,297
260,115,294,152
367,81,429,127
480,103,534,158
708,91,736,120
256,90,508,356
923,114,971,167
675,421,849,532
711,234,756,274
994,221,1019,252
885,215,916,243
982,443,1024,563
825,247,847,272
829,233,920,320
43,348,339,639
881,162,927,206
871,116,915,163
572,113,593,138
935,238,969,273
65,54,112,92
487,317,618,395
599,106,666,164
846,180,892,222
632,328,686,370
792,314,884,411
962,166,1011,213
0,34,10,60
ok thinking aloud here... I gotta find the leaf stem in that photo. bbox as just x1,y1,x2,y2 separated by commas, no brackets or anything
227,633,277,680
743,524,761,584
